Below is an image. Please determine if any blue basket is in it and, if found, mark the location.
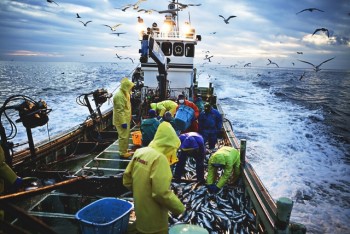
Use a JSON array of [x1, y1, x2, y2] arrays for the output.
[[75, 197, 133, 234], [174, 105, 195, 131]]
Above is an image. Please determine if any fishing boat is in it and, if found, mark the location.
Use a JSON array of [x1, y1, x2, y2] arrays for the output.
[[0, 2, 306, 234]]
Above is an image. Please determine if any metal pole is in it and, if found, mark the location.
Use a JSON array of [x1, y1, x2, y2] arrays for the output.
[[240, 139, 246, 167], [26, 127, 36, 159], [275, 197, 293, 234]]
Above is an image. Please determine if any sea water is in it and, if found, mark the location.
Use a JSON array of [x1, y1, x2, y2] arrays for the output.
[[0, 61, 349, 233]]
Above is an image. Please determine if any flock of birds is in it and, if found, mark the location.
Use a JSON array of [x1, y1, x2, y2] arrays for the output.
[[44, 0, 338, 76], [202, 6, 337, 80]]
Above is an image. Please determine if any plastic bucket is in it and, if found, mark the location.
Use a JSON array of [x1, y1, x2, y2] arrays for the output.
[[174, 105, 194, 131], [131, 131, 142, 146], [75, 197, 133, 234], [169, 224, 209, 234]]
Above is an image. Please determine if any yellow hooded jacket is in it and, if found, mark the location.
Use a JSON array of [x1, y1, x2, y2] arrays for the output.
[[207, 146, 240, 188], [123, 122, 184, 233], [112, 78, 135, 126], [0, 146, 17, 194], [150, 100, 178, 117], [149, 121, 180, 165]]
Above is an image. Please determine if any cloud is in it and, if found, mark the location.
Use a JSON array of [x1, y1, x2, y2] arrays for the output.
[[6, 50, 63, 57]]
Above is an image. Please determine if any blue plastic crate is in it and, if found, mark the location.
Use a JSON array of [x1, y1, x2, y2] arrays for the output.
[[75, 197, 133, 234], [174, 105, 195, 131]]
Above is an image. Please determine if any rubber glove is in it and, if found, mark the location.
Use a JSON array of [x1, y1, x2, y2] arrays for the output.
[[121, 123, 127, 129], [13, 177, 23, 188], [207, 184, 220, 193]]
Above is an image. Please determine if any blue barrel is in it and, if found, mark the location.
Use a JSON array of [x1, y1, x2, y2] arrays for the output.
[[174, 105, 194, 131]]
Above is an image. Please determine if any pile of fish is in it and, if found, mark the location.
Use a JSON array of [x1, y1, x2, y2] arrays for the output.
[[169, 151, 257, 234]]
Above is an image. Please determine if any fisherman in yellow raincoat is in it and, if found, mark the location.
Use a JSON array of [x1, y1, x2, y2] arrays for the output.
[[0, 145, 23, 219], [113, 77, 135, 158], [206, 146, 240, 193], [123, 115, 184, 234], [150, 100, 178, 117]]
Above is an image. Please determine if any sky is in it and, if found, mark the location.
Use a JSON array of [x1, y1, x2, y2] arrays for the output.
[[0, 0, 349, 69]]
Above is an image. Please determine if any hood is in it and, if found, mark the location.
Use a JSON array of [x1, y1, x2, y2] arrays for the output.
[[180, 136, 199, 150], [150, 103, 157, 110], [120, 77, 135, 93], [148, 122, 180, 165], [209, 152, 225, 166]]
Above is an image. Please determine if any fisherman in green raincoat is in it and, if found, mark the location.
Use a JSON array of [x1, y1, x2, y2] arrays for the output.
[[150, 100, 178, 117], [206, 146, 240, 193], [113, 77, 135, 158], [0, 145, 23, 219], [123, 117, 184, 234]]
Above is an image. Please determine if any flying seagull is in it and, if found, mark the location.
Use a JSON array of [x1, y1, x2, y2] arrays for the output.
[[204, 55, 213, 62], [103, 24, 122, 31], [111, 32, 127, 37], [219, 15, 237, 24], [47, 0, 59, 6], [76, 13, 81, 18], [297, 57, 335, 72], [296, 8, 324, 14], [244, 63, 251, 67], [312, 28, 330, 38], [173, 2, 202, 10], [124, 57, 134, 63], [79, 20, 92, 27], [297, 51, 303, 54], [299, 71, 306, 80], [267, 59, 279, 68], [114, 45, 131, 48]]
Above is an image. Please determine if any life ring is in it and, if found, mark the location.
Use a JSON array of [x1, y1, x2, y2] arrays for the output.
[[174, 45, 183, 55]]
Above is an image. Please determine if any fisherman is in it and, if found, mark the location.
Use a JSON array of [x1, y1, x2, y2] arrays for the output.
[[123, 115, 184, 234], [0, 145, 23, 219], [176, 94, 200, 132], [150, 99, 178, 118], [194, 93, 204, 113], [173, 132, 205, 183], [207, 146, 240, 193], [198, 103, 223, 150], [149, 112, 180, 165], [140, 109, 160, 146], [113, 77, 135, 158]]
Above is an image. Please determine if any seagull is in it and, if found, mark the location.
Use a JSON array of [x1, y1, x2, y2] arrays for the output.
[[115, 45, 131, 48], [111, 32, 127, 37], [47, 0, 59, 6], [103, 24, 122, 31], [297, 57, 335, 72], [124, 57, 134, 63], [173, 2, 201, 10], [267, 59, 279, 68], [76, 13, 81, 18], [299, 71, 306, 80], [137, 16, 144, 23], [210, 32, 217, 35], [79, 20, 92, 27], [244, 63, 251, 67], [204, 55, 213, 62], [138, 9, 156, 14], [115, 53, 123, 59], [292, 62, 295, 66], [297, 51, 303, 54], [296, 8, 324, 14], [219, 15, 237, 24], [312, 28, 330, 38]]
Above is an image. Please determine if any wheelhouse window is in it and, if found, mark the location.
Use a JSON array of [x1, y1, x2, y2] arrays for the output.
[[173, 42, 184, 57], [185, 44, 194, 57], [161, 42, 172, 56]]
